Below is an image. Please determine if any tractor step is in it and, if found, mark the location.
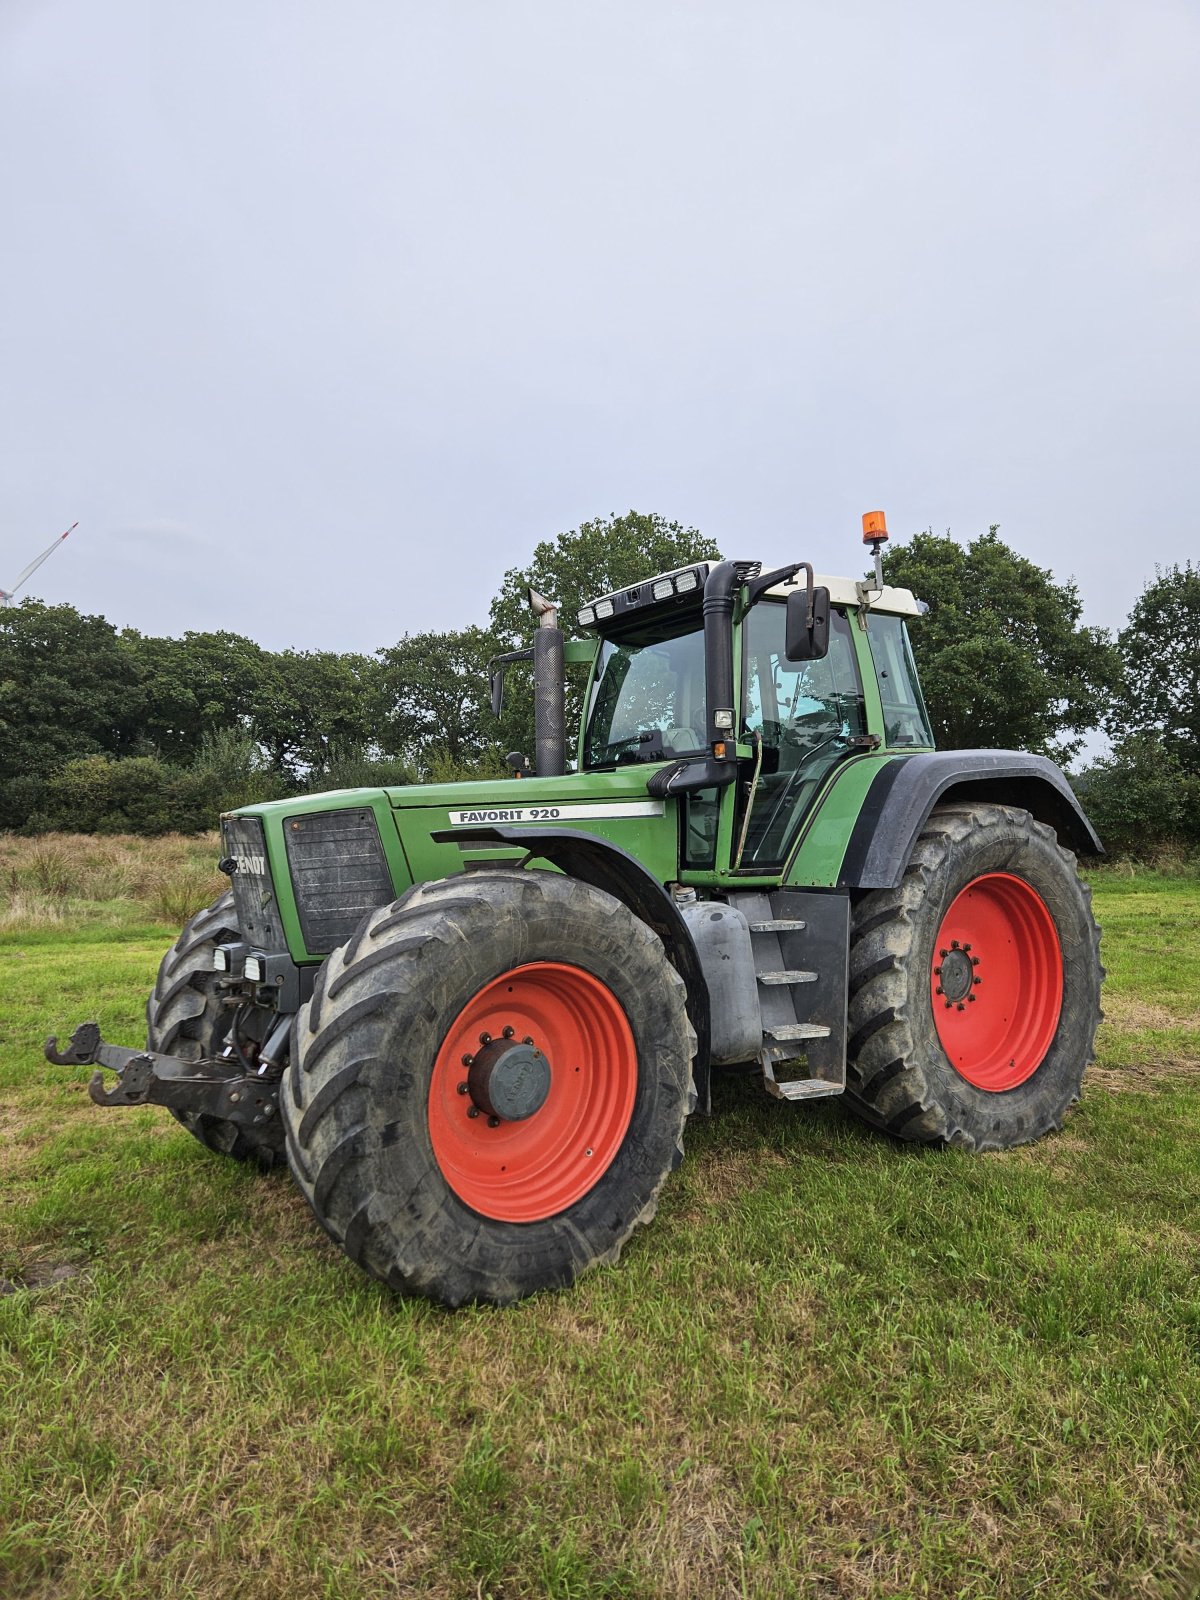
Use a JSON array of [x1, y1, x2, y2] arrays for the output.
[[727, 888, 850, 1105], [762, 1074, 843, 1102]]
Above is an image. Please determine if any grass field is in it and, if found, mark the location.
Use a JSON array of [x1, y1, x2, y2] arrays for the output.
[[1, 841, 1198, 1599]]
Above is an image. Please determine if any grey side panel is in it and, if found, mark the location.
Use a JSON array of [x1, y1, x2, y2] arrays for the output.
[[679, 900, 761, 1067], [284, 808, 394, 953], [838, 751, 1103, 889], [221, 816, 287, 951]]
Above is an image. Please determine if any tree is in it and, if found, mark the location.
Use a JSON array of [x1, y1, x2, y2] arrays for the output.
[[0, 600, 140, 781], [252, 649, 379, 780], [120, 628, 269, 764], [1073, 733, 1200, 859], [1107, 561, 1200, 775], [374, 627, 501, 773], [489, 511, 723, 760], [880, 529, 1120, 761], [490, 511, 723, 645]]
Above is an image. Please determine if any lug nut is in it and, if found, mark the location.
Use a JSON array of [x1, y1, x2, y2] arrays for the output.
[[935, 986, 943, 995], [963, 943, 972, 952], [957, 1003, 965, 1011], [973, 977, 982, 986], [479, 1032, 491, 1045], [467, 1106, 480, 1119], [971, 956, 980, 967], [523, 1035, 534, 1046], [934, 966, 942, 976], [951, 939, 960, 949], [967, 994, 977, 1003], [502, 1026, 515, 1039], [944, 1001, 952, 1009], [457, 1081, 470, 1095], [487, 1116, 501, 1128], [940, 949, 949, 959], [461, 1053, 474, 1067]]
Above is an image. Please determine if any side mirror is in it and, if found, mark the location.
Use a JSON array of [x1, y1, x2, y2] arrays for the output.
[[490, 667, 504, 719], [785, 584, 830, 661]]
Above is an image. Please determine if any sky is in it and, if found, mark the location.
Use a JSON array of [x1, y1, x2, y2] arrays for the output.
[[2, 0, 1198, 659]]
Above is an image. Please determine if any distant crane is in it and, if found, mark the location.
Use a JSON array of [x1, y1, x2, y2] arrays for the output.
[[0, 522, 79, 606]]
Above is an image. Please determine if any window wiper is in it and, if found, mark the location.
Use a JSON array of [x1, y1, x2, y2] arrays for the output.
[[593, 730, 666, 764]]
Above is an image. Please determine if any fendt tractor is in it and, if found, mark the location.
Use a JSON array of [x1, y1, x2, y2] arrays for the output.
[[47, 514, 1103, 1306]]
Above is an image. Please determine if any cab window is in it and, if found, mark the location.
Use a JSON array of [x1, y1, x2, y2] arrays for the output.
[[866, 614, 934, 748]]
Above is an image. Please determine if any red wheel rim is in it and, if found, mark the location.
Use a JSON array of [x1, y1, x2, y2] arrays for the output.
[[428, 962, 638, 1222], [931, 873, 1063, 1092]]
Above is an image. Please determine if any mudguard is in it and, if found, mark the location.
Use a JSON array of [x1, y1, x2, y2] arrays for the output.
[[837, 750, 1102, 890]]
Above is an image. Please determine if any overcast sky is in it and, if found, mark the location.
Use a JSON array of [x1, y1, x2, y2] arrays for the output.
[[2, 0, 1197, 657]]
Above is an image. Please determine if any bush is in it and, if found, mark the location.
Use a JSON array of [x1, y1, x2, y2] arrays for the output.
[[1074, 734, 1200, 860]]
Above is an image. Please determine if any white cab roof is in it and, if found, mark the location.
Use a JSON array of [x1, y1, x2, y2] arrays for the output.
[[761, 572, 922, 616]]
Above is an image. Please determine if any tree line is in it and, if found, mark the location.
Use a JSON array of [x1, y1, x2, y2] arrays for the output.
[[1, 513, 1196, 858]]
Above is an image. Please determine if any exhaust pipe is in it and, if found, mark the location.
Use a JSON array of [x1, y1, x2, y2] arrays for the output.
[[528, 588, 566, 777]]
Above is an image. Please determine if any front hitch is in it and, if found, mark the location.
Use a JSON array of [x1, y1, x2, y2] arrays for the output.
[[45, 1022, 283, 1129]]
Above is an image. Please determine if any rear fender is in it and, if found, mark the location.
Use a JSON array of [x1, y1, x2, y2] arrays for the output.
[[838, 751, 1102, 889]]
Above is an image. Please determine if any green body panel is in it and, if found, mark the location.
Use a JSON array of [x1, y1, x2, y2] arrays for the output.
[[386, 767, 679, 895], [783, 753, 903, 886], [233, 768, 679, 965]]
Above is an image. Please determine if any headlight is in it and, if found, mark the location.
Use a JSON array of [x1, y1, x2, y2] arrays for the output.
[[244, 954, 265, 982]]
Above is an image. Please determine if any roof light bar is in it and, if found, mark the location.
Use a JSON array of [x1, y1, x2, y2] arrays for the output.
[[577, 562, 711, 631]]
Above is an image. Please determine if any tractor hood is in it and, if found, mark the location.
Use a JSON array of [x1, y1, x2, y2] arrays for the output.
[[225, 765, 681, 965], [383, 765, 680, 895]]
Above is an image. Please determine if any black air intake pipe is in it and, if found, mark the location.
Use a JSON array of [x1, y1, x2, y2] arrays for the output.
[[529, 588, 566, 777], [649, 558, 760, 798], [704, 558, 760, 759]]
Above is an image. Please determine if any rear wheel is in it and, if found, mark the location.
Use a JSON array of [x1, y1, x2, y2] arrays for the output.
[[146, 893, 286, 1166], [846, 804, 1102, 1150], [282, 869, 695, 1306]]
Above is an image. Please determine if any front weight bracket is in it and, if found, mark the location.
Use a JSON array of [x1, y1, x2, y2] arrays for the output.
[[45, 1022, 282, 1128]]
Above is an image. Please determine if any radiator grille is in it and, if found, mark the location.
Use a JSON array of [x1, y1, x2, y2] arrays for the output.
[[284, 808, 394, 953], [221, 816, 287, 951]]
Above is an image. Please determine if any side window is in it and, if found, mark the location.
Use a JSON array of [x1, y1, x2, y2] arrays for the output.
[[866, 614, 934, 748], [736, 605, 865, 868]]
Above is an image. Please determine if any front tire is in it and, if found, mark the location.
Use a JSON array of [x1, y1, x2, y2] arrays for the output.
[[282, 869, 695, 1307], [846, 803, 1102, 1151], [146, 893, 287, 1167]]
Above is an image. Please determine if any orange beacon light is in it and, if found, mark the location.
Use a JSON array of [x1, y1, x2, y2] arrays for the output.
[[862, 510, 888, 545]]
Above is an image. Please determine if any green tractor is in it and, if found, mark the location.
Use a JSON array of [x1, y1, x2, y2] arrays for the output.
[[47, 514, 1103, 1306]]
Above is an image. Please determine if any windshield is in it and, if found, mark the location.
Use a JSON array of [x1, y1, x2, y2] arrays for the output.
[[583, 624, 707, 768]]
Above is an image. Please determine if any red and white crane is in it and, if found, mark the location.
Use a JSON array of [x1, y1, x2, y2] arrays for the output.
[[1, 522, 78, 606]]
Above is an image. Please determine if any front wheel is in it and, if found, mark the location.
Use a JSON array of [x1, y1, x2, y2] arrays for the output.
[[846, 803, 1102, 1151], [282, 869, 696, 1306], [146, 894, 287, 1167]]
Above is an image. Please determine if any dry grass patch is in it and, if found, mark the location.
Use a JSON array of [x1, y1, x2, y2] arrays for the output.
[[0, 831, 223, 929]]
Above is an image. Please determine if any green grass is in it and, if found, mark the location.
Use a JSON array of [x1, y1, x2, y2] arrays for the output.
[[1, 874, 1198, 1599]]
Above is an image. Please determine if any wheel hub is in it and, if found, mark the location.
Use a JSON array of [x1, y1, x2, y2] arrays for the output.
[[467, 1037, 551, 1122], [937, 946, 975, 1004]]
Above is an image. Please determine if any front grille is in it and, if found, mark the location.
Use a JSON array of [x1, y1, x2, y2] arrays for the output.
[[221, 816, 287, 951], [284, 808, 394, 953]]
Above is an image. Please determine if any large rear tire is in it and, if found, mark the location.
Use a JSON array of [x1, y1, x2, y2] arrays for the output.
[[846, 803, 1102, 1151], [282, 869, 695, 1307], [146, 893, 287, 1167]]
